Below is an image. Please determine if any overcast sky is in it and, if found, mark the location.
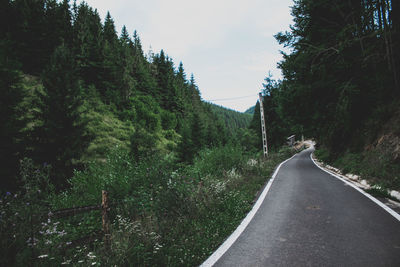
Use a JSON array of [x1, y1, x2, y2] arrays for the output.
[[78, 0, 294, 112]]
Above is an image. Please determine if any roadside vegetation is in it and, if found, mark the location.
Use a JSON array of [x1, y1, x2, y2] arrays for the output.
[[315, 146, 400, 193], [3, 0, 399, 265], [0, 145, 296, 266], [0, 2, 296, 265], [258, 0, 400, 194]]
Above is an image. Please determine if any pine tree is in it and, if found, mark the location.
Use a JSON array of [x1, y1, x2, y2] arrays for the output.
[[73, 3, 103, 89], [104, 12, 117, 44], [34, 44, 88, 188], [117, 26, 136, 107], [177, 122, 195, 163], [101, 12, 120, 102], [12, 0, 47, 74], [0, 42, 25, 191], [191, 113, 205, 152]]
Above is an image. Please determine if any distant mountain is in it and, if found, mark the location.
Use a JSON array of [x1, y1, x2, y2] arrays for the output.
[[244, 106, 255, 114]]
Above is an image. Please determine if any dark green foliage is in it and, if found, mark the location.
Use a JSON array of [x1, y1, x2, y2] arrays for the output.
[[177, 122, 196, 163], [130, 126, 159, 160], [0, 41, 24, 191], [205, 102, 252, 137], [244, 106, 255, 114], [73, 2, 104, 90], [273, 0, 400, 155], [249, 0, 400, 160], [0, 0, 237, 190], [315, 146, 400, 191], [33, 44, 88, 188], [13, 146, 293, 266]]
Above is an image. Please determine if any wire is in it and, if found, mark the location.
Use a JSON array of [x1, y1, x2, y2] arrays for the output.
[[205, 94, 257, 102]]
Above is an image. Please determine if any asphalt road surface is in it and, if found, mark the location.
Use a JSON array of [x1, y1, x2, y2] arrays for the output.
[[213, 148, 400, 266]]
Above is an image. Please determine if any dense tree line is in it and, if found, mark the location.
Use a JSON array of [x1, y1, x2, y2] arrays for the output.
[[205, 103, 252, 136], [252, 0, 400, 156], [0, 0, 250, 191]]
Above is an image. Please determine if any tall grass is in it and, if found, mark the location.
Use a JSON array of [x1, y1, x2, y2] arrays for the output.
[[1, 145, 296, 266], [315, 147, 400, 191]]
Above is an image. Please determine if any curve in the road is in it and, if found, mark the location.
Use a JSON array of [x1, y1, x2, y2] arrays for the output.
[[201, 148, 400, 267]]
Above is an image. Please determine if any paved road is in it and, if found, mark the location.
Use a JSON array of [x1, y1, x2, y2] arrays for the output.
[[213, 148, 400, 266]]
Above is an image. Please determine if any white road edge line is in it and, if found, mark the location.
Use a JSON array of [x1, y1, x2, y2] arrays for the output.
[[310, 152, 400, 222], [200, 153, 297, 267]]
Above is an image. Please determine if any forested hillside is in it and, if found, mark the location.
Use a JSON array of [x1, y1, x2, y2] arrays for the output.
[[6, 0, 400, 265], [255, 0, 400, 189], [0, 1, 276, 265], [244, 106, 255, 115], [0, 0, 253, 191], [205, 103, 252, 137]]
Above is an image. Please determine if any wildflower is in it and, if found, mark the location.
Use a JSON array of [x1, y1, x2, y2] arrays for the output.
[[26, 237, 39, 247], [91, 262, 97, 265], [6, 192, 11, 196], [87, 252, 96, 259], [38, 254, 48, 259], [58, 230, 67, 237], [66, 241, 72, 245]]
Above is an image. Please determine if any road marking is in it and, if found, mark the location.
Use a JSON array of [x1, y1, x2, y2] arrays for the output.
[[200, 154, 297, 267], [310, 152, 400, 222]]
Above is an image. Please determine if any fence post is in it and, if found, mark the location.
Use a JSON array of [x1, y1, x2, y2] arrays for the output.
[[102, 190, 111, 251]]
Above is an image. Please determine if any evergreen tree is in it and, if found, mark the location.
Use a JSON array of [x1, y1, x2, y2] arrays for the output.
[[191, 113, 205, 152], [73, 2, 104, 89], [34, 44, 88, 188], [177, 122, 195, 163], [117, 26, 136, 108], [101, 12, 120, 103], [103, 12, 117, 44], [131, 30, 158, 98], [274, 0, 399, 154], [0, 42, 25, 191], [11, 0, 47, 74]]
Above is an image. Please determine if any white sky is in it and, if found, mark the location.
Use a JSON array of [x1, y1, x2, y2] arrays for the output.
[[78, 0, 294, 112]]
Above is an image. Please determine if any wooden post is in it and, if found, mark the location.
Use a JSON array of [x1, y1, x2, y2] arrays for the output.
[[102, 190, 111, 251]]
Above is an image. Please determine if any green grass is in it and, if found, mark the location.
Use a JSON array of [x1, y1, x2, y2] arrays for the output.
[[314, 147, 400, 191], [0, 145, 297, 266]]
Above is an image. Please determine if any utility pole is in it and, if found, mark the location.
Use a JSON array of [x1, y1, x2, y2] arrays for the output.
[[259, 93, 268, 157]]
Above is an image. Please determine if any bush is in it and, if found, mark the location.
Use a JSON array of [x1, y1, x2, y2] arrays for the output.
[[1, 145, 297, 266], [191, 145, 247, 177]]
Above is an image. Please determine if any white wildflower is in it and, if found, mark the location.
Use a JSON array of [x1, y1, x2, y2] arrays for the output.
[[87, 252, 96, 259], [247, 159, 257, 167]]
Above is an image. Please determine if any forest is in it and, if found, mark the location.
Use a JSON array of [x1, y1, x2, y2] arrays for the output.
[[0, 0, 256, 192], [253, 0, 400, 189], [2, 0, 399, 265], [0, 0, 274, 265]]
